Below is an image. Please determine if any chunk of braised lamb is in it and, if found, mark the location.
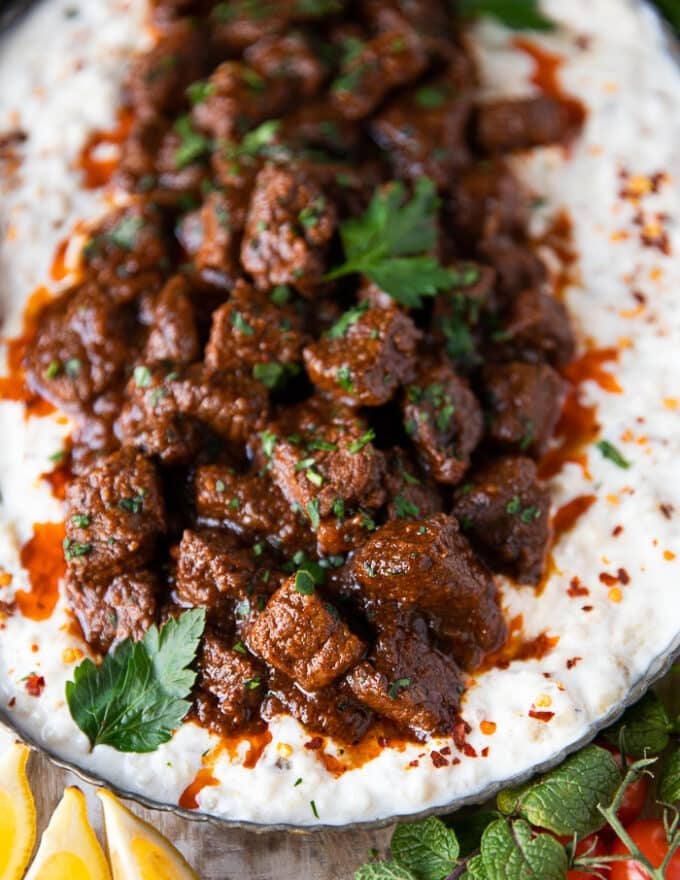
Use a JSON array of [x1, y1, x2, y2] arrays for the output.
[[331, 27, 428, 120], [474, 96, 578, 155], [303, 305, 421, 407], [448, 161, 530, 249], [64, 449, 165, 583], [403, 362, 483, 485], [208, 1, 290, 54], [194, 465, 314, 554], [244, 32, 326, 97], [25, 285, 131, 413], [179, 189, 250, 282], [452, 456, 551, 585], [241, 163, 336, 295], [351, 514, 504, 662], [71, 390, 124, 471], [262, 672, 373, 744], [266, 397, 386, 527], [383, 448, 443, 523], [153, 125, 210, 196], [82, 204, 168, 305], [245, 576, 365, 691], [280, 101, 363, 157], [191, 62, 288, 142], [65, 568, 158, 654], [502, 287, 576, 367], [116, 115, 166, 192], [482, 362, 566, 457], [345, 620, 463, 740], [476, 236, 547, 303], [205, 280, 307, 379], [195, 630, 266, 733], [124, 20, 205, 119], [360, 0, 453, 40], [371, 88, 470, 188], [315, 510, 375, 557], [143, 275, 199, 363]]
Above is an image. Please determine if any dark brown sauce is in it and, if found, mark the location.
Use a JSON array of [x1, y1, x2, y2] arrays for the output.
[[513, 38, 586, 134], [16, 522, 66, 621], [78, 108, 134, 189], [477, 614, 559, 672]]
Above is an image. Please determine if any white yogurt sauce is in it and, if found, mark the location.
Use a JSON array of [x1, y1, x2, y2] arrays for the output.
[[0, 0, 678, 827]]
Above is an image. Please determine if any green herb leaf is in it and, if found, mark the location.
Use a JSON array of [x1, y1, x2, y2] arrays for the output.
[[107, 215, 144, 250], [231, 310, 255, 335], [253, 362, 288, 389], [186, 79, 215, 105], [348, 429, 376, 454], [65, 608, 206, 753], [596, 440, 631, 469], [391, 816, 459, 880], [604, 690, 673, 757], [479, 818, 567, 880], [327, 301, 370, 338], [294, 569, 316, 595], [260, 430, 278, 457], [173, 115, 211, 169], [133, 365, 152, 388], [449, 811, 501, 858], [306, 499, 320, 530], [388, 678, 411, 700], [355, 864, 416, 880], [393, 495, 420, 519], [458, 0, 555, 31], [659, 747, 680, 803], [70, 514, 91, 529], [325, 179, 453, 307], [498, 745, 619, 836]]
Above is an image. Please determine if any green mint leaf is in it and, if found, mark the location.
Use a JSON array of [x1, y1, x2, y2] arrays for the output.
[[464, 853, 490, 879], [355, 864, 417, 880], [391, 816, 460, 880], [596, 439, 631, 469], [480, 818, 567, 880], [65, 609, 206, 753], [450, 811, 502, 858], [604, 691, 673, 756], [458, 0, 555, 31], [659, 747, 680, 803], [499, 745, 619, 836]]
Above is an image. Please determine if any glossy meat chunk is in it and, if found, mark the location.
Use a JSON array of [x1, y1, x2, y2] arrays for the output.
[[144, 275, 200, 363], [503, 287, 576, 367], [474, 96, 576, 154], [245, 32, 326, 97]]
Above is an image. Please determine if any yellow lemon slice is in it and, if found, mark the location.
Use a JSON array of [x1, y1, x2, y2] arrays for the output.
[[0, 741, 36, 880], [98, 789, 199, 880], [24, 787, 111, 880]]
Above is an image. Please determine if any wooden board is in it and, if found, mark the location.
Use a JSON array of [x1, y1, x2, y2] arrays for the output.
[[25, 745, 392, 879]]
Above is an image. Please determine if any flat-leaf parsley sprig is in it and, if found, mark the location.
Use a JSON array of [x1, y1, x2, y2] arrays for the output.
[[65, 608, 206, 753]]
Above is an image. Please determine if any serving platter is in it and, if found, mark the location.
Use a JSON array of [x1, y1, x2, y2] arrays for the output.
[[1, 0, 679, 832]]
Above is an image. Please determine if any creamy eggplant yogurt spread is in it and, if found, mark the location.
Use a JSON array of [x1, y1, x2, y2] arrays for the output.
[[0, 0, 678, 827]]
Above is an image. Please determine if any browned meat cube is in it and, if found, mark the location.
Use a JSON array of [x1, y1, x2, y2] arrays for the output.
[[315, 510, 374, 556], [195, 630, 266, 733], [64, 449, 166, 583], [181, 189, 251, 282], [205, 280, 307, 380], [383, 449, 443, 523], [371, 88, 470, 188], [476, 236, 547, 303], [351, 514, 504, 662], [265, 396, 386, 528], [208, 1, 290, 54], [144, 275, 199, 363], [191, 61, 288, 142], [116, 115, 166, 191], [360, 0, 453, 42], [474, 96, 580, 154], [430, 263, 497, 369], [280, 101, 362, 156], [262, 671, 373, 744], [402, 362, 483, 485], [124, 20, 205, 119], [482, 362, 566, 457], [448, 161, 529, 249], [345, 620, 463, 740], [303, 305, 421, 407], [241, 164, 336, 295], [245, 32, 326, 97], [82, 204, 168, 304], [503, 288, 576, 367], [71, 389, 125, 468], [453, 456, 551, 585], [331, 28, 428, 120], [65, 568, 158, 654], [25, 285, 131, 413], [245, 576, 365, 691], [194, 466, 314, 554]]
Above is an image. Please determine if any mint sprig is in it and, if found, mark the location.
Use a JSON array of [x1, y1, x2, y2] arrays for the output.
[[604, 691, 673, 756], [391, 817, 459, 880], [659, 747, 680, 804], [476, 818, 568, 879], [65, 608, 206, 753]]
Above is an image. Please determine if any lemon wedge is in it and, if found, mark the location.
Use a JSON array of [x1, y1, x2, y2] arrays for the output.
[[24, 787, 111, 880], [98, 789, 199, 880], [0, 741, 36, 880]]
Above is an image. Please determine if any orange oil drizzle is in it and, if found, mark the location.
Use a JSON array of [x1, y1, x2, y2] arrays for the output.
[[477, 614, 560, 672], [78, 107, 134, 189], [16, 522, 66, 621], [513, 37, 586, 133]]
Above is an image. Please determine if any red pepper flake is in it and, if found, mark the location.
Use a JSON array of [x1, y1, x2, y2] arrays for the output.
[[31, 643, 39, 653], [24, 674, 45, 697], [582, 605, 594, 612], [529, 709, 555, 722], [430, 750, 449, 768], [599, 571, 618, 586], [543, 672, 552, 679], [617, 567, 630, 585], [452, 717, 472, 750], [408, 759, 419, 768], [462, 743, 478, 758], [452, 757, 461, 766], [660, 503, 674, 520], [481, 747, 490, 757], [304, 736, 323, 750], [612, 525, 623, 537], [566, 656, 583, 669], [8, 697, 16, 708], [568, 576, 589, 597], [439, 745, 451, 756]]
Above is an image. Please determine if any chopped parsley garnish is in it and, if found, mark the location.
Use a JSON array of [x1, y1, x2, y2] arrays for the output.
[[118, 495, 145, 514], [388, 677, 411, 700], [186, 79, 215, 105], [327, 301, 370, 339], [415, 85, 448, 109], [295, 456, 317, 472], [233, 641, 247, 654], [299, 197, 326, 229], [306, 499, 321, 530], [336, 365, 355, 393], [331, 497, 345, 520], [506, 495, 522, 515], [520, 506, 541, 524], [64, 358, 81, 378], [325, 178, 454, 307], [436, 402, 456, 433], [394, 495, 420, 519], [294, 777, 303, 786], [44, 360, 61, 380], [62, 538, 93, 560], [347, 429, 375, 454], [294, 569, 316, 595], [310, 800, 320, 819], [133, 365, 152, 388], [70, 514, 91, 529], [253, 361, 288, 389], [596, 440, 631, 469], [260, 430, 278, 457], [228, 498, 240, 510], [458, 0, 555, 31], [244, 677, 262, 690], [270, 284, 291, 305], [231, 310, 255, 335], [107, 215, 144, 250], [173, 115, 212, 169]]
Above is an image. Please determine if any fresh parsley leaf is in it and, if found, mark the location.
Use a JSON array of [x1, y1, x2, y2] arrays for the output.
[[325, 179, 453, 307], [327, 301, 370, 338], [348, 429, 376, 454], [294, 569, 316, 595], [659, 747, 680, 803], [497, 745, 620, 836], [65, 608, 206, 753], [603, 690, 673, 757], [107, 215, 144, 250], [253, 362, 287, 389], [307, 498, 320, 530], [355, 864, 416, 880], [186, 79, 215, 105], [458, 0, 555, 31], [231, 310, 255, 335], [479, 818, 567, 880], [260, 430, 278, 457], [391, 816, 460, 880], [173, 115, 212, 169], [596, 439, 631, 469], [388, 678, 411, 700], [393, 495, 420, 519]]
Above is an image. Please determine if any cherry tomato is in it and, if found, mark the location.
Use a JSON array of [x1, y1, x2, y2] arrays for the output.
[[609, 819, 680, 880], [566, 833, 609, 880], [601, 746, 649, 827]]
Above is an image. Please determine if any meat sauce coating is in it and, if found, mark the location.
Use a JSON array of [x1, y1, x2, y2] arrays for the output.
[[22, 0, 581, 744]]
